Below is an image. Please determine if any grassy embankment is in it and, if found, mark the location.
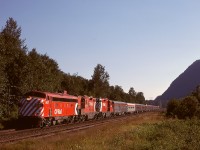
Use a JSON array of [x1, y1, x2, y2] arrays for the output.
[[1, 112, 200, 150]]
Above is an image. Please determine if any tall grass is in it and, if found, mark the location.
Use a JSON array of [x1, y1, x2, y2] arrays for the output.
[[130, 119, 200, 150], [2, 113, 199, 150]]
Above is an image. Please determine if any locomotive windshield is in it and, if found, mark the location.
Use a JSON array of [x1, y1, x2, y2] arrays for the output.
[[24, 91, 46, 98]]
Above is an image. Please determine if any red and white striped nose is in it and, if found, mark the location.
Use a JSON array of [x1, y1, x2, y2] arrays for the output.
[[19, 98, 44, 117]]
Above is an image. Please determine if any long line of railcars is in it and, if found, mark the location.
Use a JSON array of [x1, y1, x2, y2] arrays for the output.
[[18, 90, 159, 127]]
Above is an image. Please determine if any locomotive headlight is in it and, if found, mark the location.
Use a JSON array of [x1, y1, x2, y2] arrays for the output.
[[27, 96, 32, 101]]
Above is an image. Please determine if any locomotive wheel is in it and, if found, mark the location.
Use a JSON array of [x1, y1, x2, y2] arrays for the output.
[[52, 120, 57, 125], [63, 119, 68, 124], [69, 116, 75, 123], [76, 116, 81, 123], [46, 120, 51, 127], [83, 115, 87, 121], [94, 114, 98, 120], [81, 115, 87, 122], [104, 113, 106, 118], [39, 121, 44, 128], [81, 116, 85, 122]]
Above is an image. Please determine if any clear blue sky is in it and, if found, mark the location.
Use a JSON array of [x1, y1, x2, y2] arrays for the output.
[[1, 1, 200, 99]]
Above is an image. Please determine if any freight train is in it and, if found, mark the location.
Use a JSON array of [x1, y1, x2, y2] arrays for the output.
[[18, 90, 159, 128]]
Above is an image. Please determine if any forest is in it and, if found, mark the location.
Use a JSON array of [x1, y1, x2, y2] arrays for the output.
[[0, 18, 145, 126]]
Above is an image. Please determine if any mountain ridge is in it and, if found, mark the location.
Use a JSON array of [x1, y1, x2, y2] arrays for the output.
[[155, 60, 200, 106]]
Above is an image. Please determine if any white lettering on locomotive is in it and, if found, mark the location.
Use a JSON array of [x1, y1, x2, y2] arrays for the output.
[[54, 109, 62, 115]]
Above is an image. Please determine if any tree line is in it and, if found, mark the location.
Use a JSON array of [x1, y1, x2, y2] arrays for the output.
[[0, 18, 145, 123], [166, 85, 200, 119]]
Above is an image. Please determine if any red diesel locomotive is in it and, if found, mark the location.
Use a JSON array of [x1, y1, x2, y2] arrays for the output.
[[19, 91, 78, 127]]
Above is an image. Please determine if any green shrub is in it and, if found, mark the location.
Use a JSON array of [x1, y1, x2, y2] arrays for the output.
[[167, 96, 199, 119], [177, 96, 198, 119], [166, 99, 180, 117]]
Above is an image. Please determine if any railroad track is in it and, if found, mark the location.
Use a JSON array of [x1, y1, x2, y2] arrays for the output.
[[0, 129, 16, 135], [0, 112, 153, 144]]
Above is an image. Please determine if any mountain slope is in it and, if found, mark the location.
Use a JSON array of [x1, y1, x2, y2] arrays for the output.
[[155, 60, 200, 106]]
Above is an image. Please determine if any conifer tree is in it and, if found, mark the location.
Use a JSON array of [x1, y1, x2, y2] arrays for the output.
[[90, 64, 110, 97]]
